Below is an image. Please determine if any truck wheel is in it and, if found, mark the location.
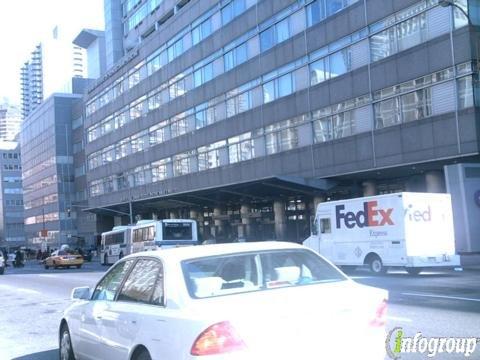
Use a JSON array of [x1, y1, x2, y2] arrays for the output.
[[103, 254, 109, 266], [369, 256, 386, 275], [405, 267, 423, 275], [119, 252, 124, 260]]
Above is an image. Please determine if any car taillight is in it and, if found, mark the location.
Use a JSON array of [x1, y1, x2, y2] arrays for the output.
[[190, 321, 246, 356], [369, 299, 388, 327]]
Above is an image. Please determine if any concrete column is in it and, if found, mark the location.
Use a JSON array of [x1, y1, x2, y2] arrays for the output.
[[362, 180, 377, 197], [196, 211, 205, 239], [169, 210, 177, 219], [213, 207, 225, 238], [313, 196, 325, 212], [152, 213, 158, 220], [405, 175, 423, 192], [273, 200, 287, 241], [114, 216, 122, 226], [425, 170, 445, 193], [189, 209, 198, 220], [239, 204, 252, 241]]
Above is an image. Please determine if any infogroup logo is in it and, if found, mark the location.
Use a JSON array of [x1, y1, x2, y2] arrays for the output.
[[386, 327, 479, 359]]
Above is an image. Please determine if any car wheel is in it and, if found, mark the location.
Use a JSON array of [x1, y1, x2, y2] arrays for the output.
[[76, 265, 81, 269], [134, 349, 152, 360], [45, 264, 49, 269], [405, 267, 423, 275], [53, 261, 58, 270], [369, 256, 386, 275], [0, 267, 4, 275], [59, 324, 75, 360]]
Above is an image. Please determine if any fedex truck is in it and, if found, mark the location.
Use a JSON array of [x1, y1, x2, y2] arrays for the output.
[[303, 192, 460, 274]]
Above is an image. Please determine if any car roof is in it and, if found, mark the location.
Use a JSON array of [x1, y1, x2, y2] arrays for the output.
[[125, 241, 306, 262]]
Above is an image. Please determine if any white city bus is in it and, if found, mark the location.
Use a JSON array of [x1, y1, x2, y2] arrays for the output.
[[100, 226, 132, 265], [130, 219, 198, 254]]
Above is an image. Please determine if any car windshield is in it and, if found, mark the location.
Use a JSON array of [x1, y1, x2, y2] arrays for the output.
[[182, 249, 346, 299]]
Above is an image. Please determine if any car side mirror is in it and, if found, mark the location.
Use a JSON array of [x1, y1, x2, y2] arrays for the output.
[[71, 286, 90, 300]]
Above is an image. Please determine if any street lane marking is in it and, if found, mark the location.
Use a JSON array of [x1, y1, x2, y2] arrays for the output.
[[402, 292, 480, 302], [386, 316, 412, 323], [0, 284, 41, 295]]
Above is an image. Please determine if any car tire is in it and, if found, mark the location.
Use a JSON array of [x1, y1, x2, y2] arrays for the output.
[[134, 349, 152, 360], [53, 261, 58, 270], [45, 264, 49, 269], [59, 324, 75, 360], [0, 267, 4, 275], [405, 267, 423, 275], [369, 256, 386, 275], [76, 265, 81, 269]]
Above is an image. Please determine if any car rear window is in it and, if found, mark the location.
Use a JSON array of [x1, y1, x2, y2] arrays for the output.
[[182, 249, 346, 299]]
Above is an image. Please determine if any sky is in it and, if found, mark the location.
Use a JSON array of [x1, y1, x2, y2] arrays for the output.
[[0, 0, 105, 106]]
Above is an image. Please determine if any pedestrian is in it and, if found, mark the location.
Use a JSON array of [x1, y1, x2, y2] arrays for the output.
[[1, 248, 8, 267]]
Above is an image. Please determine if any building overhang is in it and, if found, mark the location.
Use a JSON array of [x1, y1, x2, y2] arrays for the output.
[[85, 176, 337, 217], [73, 29, 104, 49]]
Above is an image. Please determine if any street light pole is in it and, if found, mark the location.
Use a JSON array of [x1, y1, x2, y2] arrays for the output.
[[438, 0, 472, 26]]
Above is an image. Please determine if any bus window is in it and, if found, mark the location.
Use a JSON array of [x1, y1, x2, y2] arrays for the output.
[[163, 222, 192, 240]]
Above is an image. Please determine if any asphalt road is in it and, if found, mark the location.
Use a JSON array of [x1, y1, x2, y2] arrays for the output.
[[0, 261, 479, 359]]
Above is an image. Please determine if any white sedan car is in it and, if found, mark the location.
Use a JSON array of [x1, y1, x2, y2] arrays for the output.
[[59, 241, 388, 360]]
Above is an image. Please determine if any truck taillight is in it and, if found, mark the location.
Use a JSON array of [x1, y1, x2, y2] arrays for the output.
[[190, 321, 246, 356], [369, 299, 388, 327]]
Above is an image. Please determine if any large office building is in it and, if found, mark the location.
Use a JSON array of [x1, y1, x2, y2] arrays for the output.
[[0, 141, 25, 249], [20, 94, 79, 248], [84, 0, 480, 249], [20, 27, 86, 119]]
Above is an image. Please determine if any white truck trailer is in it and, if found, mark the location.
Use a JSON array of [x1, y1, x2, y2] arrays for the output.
[[303, 192, 460, 274]]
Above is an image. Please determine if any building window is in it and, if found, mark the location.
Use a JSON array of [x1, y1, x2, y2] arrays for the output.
[[396, 13, 427, 52], [313, 117, 333, 143], [458, 76, 474, 110], [278, 73, 293, 97], [374, 98, 401, 129], [307, 0, 326, 27], [260, 27, 275, 52], [329, 49, 351, 78], [401, 88, 432, 122], [263, 80, 275, 103], [310, 58, 329, 86], [275, 18, 290, 43], [333, 111, 355, 139], [370, 27, 397, 62]]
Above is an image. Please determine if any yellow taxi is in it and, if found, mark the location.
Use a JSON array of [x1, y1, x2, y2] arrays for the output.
[[44, 250, 84, 269]]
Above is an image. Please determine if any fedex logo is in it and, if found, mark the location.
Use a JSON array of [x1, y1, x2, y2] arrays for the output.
[[336, 201, 394, 229]]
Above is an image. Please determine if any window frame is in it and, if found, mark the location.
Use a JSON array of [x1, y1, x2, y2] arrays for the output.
[[91, 259, 135, 301], [116, 257, 166, 306]]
